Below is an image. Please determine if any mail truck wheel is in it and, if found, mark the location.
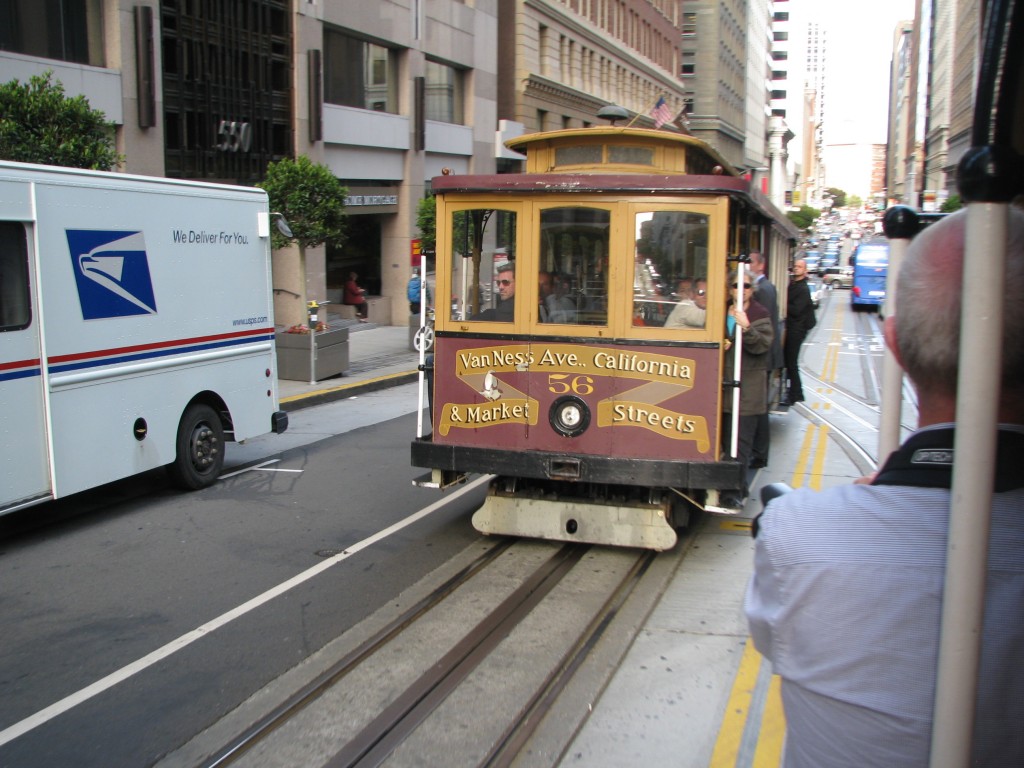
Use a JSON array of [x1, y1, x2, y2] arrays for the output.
[[168, 404, 225, 489]]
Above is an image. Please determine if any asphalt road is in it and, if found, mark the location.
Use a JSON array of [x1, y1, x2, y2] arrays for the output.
[[0, 388, 485, 766]]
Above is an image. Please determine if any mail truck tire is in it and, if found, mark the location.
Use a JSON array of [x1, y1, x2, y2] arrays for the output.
[[168, 403, 225, 489]]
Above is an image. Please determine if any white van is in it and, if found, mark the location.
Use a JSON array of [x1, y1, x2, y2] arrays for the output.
[[0, 161, 288, 514]]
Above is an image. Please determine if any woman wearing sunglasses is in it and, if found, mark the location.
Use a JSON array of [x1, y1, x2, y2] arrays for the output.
[[721, 272, 774, 509]]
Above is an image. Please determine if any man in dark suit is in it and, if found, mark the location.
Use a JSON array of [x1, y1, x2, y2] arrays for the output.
[[781, 258, 816, 405]]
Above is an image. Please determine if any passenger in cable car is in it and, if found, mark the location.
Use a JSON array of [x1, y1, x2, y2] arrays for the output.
[[472, 262, 515, 321], [663, 277, 708, 328]]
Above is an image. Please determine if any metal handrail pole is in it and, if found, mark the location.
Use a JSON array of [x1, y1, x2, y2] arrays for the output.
[[879, 206, 918, 459], [929, 201, 1006, 768]]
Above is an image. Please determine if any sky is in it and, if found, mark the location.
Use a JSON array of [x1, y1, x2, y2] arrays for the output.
[[790, 0, 918, 146]]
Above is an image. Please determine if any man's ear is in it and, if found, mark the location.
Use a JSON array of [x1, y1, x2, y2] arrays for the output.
[[884, 315, 905, 369]]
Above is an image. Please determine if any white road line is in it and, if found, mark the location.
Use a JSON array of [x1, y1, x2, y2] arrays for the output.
[[0, 474, 492, 747], [219, 459, 280, 479]]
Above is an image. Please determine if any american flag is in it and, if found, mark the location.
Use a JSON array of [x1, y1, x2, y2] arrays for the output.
[[651, 96, 672, 128]]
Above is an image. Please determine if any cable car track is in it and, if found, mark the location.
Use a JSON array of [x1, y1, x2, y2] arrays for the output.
[[780, 297, 922, 476], [195, 539, 670, 768]]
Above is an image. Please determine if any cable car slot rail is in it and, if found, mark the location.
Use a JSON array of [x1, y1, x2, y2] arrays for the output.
[[198, 541, 661, 768]]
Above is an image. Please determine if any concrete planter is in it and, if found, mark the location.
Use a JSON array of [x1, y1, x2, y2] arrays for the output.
[[275, 327, 350, 381]]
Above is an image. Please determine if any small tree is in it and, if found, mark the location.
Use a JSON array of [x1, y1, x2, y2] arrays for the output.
[[825, 187, 848, 208], [940, 194, 963, 212], [416, 194, 436, 255], [258, 156, 347, 325], [0, 71, 121, 170], [787, 205, 821, 231]]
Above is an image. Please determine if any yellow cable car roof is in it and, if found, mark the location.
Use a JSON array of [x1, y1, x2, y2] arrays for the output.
[[505, 125, 739, 178]]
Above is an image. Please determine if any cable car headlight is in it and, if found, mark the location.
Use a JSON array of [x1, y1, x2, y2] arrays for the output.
[[549, 396, 590, 437]]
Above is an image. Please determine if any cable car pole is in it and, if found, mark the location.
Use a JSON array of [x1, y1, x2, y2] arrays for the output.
[[929, 0, 1021, 763], [729, 263, 746, 458], [878, 206, 918, 460]]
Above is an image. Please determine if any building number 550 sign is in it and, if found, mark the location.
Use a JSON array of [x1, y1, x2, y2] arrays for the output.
[[216, 120, 252, 152]]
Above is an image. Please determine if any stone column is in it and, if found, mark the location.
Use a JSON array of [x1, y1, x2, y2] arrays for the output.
[[768, 115, 793, 209]]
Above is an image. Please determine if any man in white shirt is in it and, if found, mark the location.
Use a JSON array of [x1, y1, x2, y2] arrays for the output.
[[745, 208, 1024, 767]]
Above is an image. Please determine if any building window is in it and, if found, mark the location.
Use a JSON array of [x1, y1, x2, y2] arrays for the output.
[[682, 52, 695, 77], [424, 59, 464, 124], [682, 12, 697, 37], [0, 0, 104, 65], [771, 89, 786, 100], [773, 11, 789, 22], [772, 50, 788, 61], [162, 0, 292, 183], [324, 29, 397, 113], [772, 31, 789, 42]]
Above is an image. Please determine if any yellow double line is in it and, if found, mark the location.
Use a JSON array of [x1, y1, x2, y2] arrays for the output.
[[711, 419, 832, 764], [791, 422, 830, 490], [709, 640, 784, 767], [819, 321, 844, 384]]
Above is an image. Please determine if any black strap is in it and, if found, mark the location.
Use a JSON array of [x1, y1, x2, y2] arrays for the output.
[[872, 427, 1024, 492], [751, 427, 1024, 538]]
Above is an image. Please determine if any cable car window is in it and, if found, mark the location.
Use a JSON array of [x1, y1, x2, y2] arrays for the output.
[[632, 211, 710, 328], [554, 145, 603, 167], [538, 207, 609, 326], [450, 208, 517, 322], [608, 146, 654, 166], [0, 222, 31, 331]]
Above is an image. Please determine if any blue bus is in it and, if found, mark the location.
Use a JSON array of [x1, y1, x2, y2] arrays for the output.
[[850, 241, 889, 310]]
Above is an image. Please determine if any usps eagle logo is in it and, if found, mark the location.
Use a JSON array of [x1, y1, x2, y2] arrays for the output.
[[66, 230, 158, 319]]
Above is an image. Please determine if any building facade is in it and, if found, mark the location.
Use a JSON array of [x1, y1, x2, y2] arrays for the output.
[[885, 0, 980, 210], [886, 20, 915, 205], [4, 0, 721, 327], [497, 0, 688, 141], [680, 0, 748, 166]]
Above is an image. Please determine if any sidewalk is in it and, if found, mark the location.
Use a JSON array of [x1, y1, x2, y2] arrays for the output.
[[276, 321, 423, 411]]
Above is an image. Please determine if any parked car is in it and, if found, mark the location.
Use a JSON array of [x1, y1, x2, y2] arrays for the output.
[[807, 277, 825, 307], [823, 266, 853, 289], [820, 250, 840, 269]]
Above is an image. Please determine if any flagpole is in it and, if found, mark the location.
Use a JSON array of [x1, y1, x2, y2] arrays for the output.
[[625, 95, 664, 128]]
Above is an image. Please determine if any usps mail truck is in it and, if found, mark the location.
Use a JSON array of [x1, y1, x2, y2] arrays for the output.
[[0, 160, 288, 515]]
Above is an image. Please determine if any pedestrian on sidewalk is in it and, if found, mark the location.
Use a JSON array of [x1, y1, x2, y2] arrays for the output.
[[344, 271, 369, 321], [408, 268, 430, 315], [781, 258, 816, 405]]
